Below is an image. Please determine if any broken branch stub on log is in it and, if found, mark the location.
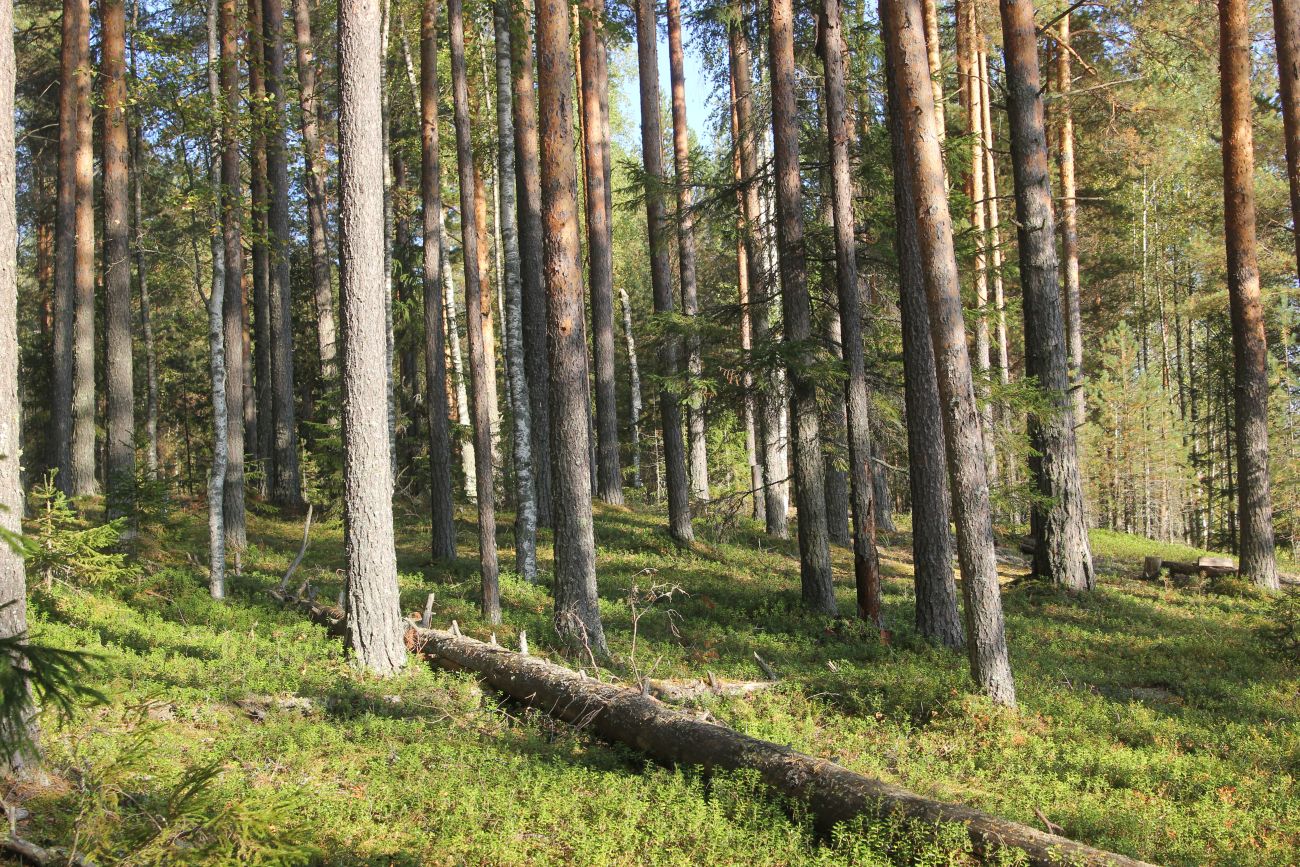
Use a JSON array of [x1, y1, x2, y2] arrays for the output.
[[269, 587, 1152, 866]]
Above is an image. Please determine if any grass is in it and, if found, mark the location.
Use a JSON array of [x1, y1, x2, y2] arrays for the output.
[[10, 491, 1299, 865]]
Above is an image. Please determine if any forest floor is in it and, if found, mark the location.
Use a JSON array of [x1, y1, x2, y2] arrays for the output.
[[10, 492, 1300, 865]]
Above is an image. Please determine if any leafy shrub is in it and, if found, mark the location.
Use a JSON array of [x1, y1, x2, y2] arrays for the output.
[[1259, 589, 1300, 661]]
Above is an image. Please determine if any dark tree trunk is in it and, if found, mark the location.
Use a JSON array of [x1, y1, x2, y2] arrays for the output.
[[729, 5, 788, 538], [263, 0, 302, 507], [538, 0, 608, 651], [421, 0, 457, 561], [578, 0, 623, 505], [1000, 0, 1094, 592], [102, 0, 135, 511], [820, 0, 882, 625], [218, 0, 247, 549], [128, 91, 159, 482], [667, 0, 709, 503], [1219, 0, 1279, 589], [450, 0, 501, 624], [338, 0, 408, 675], [884, 43, 964, 650], [248, 0, 272, 479], [770, 0, 835, 613], [634, 0, 693, 544], [293, 0, 338, 392], [882, 0, 1015, 704], [55, 0, 95, 496], [511, 0, 553, 528]]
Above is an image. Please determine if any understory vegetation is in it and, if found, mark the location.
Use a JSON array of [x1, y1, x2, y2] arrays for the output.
[[12, 495, 1298, 866]]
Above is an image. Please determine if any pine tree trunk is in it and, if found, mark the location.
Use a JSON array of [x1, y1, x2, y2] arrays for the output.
[[538, 0, 608, 652], [667, 0, 709, 503], [978, 48, 1010, 390], [1000, 0, 1094, 592], [634, 0, 693, 544], [205, 0, 228, 600], [421, 0, 457, 561], [103, 0, 135, 511], [579, 0, 624, 505], [921, 0, 945, 140], [216, 0, 247, 550], [263, 0, 302, 507], [1055, 15, 1084, 430], [128, 103, 159, 482], [338, 0, 408, 675], [293, 0, 338, 392], [0, 0, 36, 772], [882, 0, 1014, 704], [510, 0, 553, 528], [450, 0, 501, 623], [55, 0, 95, 496], [820, 0, 883, 625], [248, 0, 272, 481], [1278, 0, 1300, 278], [1219, 0, 1279, 589], [729, 6, 787, 537], [619, 286, 644, 488], [495, 0, 539, 582], [770, 0, 835, 613]]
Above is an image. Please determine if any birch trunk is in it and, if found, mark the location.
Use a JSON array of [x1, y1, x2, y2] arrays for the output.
[[205, 0, 228, 600]]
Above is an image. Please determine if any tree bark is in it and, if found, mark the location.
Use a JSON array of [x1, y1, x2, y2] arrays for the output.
[[128, 95, 159, 482], [921, 0, 945, 140], [264, 0, 303, 507], [882, 0, 1015, 704], [495, 0, 539, 582], [338, 0, 409, 674], [1277, 0, 1300, 279], [0, 0, 36, 772], [442, 212, 478, 500], [422, 0, 457, 561], [770, 0, 835, 613], [619, 287, 644, 487], [54, 0, 95, 496], [820, 0, 882, 626], [450, 0, 501, 623], [1055, 13, 1084, 430], [205, 0, 229, 600], [579, 0, 624, 505], [978, 48, 1010, 391], [511, 0, 553, 528], [1000, 0, 1094, 592], [218, 0, 247, 550], [102, 0, 135, 510], [1219, 0, 1279, 589], [885, 41, 964, 650], [293, 0, 338, 393], [667, 0, 709, 504], [248, 0, 272, 479], [635, 0, 693, 544]]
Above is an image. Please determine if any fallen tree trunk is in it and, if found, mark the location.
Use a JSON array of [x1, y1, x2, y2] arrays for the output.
[[1142, 556, 1238, 579], [271, 588, 1152, 866]]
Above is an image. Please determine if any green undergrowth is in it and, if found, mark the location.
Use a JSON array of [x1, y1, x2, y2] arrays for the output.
[[12, 495, 1299, 865]]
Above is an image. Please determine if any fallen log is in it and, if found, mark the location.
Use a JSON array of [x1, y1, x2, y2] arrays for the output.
[[269, 587, 1150, 865]]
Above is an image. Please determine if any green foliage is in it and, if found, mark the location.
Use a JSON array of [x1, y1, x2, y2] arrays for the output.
[[25, 471, 135, 589], [1259, 590, 1300, 662], [107, 463, 176, 532]]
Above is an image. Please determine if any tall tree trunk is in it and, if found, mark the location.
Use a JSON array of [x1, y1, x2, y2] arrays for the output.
[[771, 0, 835, 613], [442, 212, 477, 500], [729, 6, 787, 537], [979, 48, 1010, 390], [667, 0, 709, 503], [921, 0, 945, 140], [264, 0, 303, 507], [820, 0, 882, 626], [538, 0, 608, 651], [1000, 0, 1094, 592], [205, 0, 229, 600], [248, 0, 272, 480], [217, 0, 247, 550], [579, 0, 624, 505], [55, 0, 95, 496], [1277, 0, 1300, 279], [293, 0, 338, 393], [450, 0, 501, 623], [128, 102, 159, 482], [103, 0, 135, 510], [882, 0, 1014, 704], [634, 0, 693, 543], [1219, 0, 1279, 589], [0, 0, 36, 772], [337, 0, 408, 675], [422, 0, 457, 561], [511, 0, 553, 528], [495, 0, 538, 582], [619, 286, 644, 487], [1055, 14, 1083, 430], [885, 45, 963, 649]]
